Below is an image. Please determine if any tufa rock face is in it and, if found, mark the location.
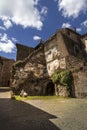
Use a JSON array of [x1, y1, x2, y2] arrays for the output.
[[10, 44, 55, 95]]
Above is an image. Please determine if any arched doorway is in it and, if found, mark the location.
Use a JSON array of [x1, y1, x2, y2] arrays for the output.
[[45, 82, 55, 95]]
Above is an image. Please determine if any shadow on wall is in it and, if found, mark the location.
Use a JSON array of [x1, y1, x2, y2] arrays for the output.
[[0, 99, 60, 130], [45, 81, 55, 96]]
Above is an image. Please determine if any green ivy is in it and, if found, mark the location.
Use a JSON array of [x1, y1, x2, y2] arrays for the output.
[[51, 70, 73, 95]]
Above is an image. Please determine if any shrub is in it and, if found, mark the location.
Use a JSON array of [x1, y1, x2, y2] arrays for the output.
[[51, 70, 73, 95]]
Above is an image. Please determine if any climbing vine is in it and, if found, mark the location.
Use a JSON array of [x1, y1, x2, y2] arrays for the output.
[[51, 70, 73, 95]]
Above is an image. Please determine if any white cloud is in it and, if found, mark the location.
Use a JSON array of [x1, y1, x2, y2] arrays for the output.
[[76, 28, 82, 32], [41, 6, 48, 16], [0, 33, 16, 53], [62, 22, 71, 28], [0, 26, 6, 30], [11, 37, 17, 42], [0, 0, 47, 30], [33, 35, 41, 40], [81, 20, 87, 27], [34, 0, 40, 5], [57, 0, 87, 18], [3, 19, 12, 29]]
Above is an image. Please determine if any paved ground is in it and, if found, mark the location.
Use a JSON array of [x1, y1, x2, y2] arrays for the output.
[[0, 89, 87, 130], [0, 87, 10, 98], [24, 98, 87, 130]]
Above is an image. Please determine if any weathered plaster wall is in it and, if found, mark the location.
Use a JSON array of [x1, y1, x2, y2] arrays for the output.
[[81, 34, 87, 60], [44, 33, 67, 76], [84, 40, 87, 52], [44, 30, 84, 76]]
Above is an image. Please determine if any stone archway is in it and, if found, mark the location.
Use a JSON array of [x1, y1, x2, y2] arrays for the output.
[[45, 82, 55, 96]]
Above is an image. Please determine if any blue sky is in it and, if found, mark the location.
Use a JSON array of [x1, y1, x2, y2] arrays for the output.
[[0, 0, 87, 60]]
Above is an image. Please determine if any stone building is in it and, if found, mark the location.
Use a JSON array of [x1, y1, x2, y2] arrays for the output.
[[44, 28, 86, 75], [0, 56, 14, 87], [10, 28, 87, 98], [16, 43, 34, 61]]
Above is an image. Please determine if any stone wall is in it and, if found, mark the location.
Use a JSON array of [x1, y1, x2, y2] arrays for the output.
[[0, 56, 14, 87], [16, 43, 34, 61], [61, 28, 81, 43], [81, 33, 87, 41], [73, 70, 87, 98], [54, 84, 70, 97], [66, 56, 84, 70], [62, 32, 85, 58]]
